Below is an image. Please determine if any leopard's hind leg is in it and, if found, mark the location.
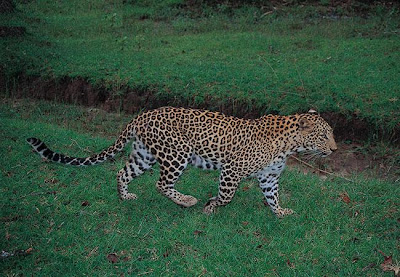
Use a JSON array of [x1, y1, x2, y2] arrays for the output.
[[203, 164, 242, 214], [117, 139, 155, 200]]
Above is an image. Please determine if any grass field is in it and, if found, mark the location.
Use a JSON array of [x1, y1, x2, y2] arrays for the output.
[[1, 98, 399, 276], [1, 1, 399, 275], [1, 0, 400, 138]]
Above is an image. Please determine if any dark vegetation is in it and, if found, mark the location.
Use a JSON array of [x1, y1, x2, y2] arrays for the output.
[[0, 0, 15, 14]]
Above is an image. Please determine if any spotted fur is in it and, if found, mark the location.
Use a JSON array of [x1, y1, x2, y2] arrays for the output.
[[27, 107, 337, 217]]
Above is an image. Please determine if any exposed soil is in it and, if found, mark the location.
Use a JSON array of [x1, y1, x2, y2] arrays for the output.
[[288, 142, 399, 182], [9, 75, 397, 142], [0, 26, 26, 37], [10, 75, 164, 116], [2, 75, 399, 181]]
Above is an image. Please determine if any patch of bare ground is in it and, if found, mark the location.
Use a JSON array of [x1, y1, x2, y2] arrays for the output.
[[9, 75, 164, 115], [2, 76, 399, 181], [288, 142, 400, 182], [0, 26, 26, 37]]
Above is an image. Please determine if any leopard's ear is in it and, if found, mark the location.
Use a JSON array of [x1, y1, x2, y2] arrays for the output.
[[299, 117, 314, 133], [308, 109, 318, 115]]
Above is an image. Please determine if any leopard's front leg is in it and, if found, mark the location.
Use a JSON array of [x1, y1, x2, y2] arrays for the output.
[[257, 171, 293, 218]]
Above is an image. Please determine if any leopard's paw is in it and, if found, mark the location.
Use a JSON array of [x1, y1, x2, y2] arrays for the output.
[[203, 197, 217, 215], [180, 195, 198, 208], [203, 205, 215, 215], [120, 193, 137, 200], [173, 194, 198, 207], [276, 208, 294, 218]]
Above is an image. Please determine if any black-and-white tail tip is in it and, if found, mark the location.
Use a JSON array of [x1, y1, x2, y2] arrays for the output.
[[27, 137, 96, 166]]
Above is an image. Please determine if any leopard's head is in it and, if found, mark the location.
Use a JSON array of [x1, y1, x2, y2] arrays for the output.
[[297, 110, 337, 157]]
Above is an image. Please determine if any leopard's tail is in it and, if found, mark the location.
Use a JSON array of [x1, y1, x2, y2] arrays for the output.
[[27, 122, 136, 166]]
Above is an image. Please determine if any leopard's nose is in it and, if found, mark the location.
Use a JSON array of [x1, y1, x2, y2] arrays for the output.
[[329, 139, 338, 152]]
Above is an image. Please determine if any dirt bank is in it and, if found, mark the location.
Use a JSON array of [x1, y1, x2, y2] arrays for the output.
[[7, 75, 396, 144]]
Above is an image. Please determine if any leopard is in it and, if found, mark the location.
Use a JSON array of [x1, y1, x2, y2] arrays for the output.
[[27, 107, 337, 217]]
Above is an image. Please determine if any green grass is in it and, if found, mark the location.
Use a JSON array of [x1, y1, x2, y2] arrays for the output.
[[1, 98, 399, 276], [1, 0, 400, 137]]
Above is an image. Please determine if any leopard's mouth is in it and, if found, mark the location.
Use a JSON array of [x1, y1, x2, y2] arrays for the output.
[[320, 149, 333, 157]]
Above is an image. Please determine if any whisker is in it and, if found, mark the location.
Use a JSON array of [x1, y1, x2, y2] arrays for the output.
[[302, 150, 324, 162], [306, 154, 319, 162]]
